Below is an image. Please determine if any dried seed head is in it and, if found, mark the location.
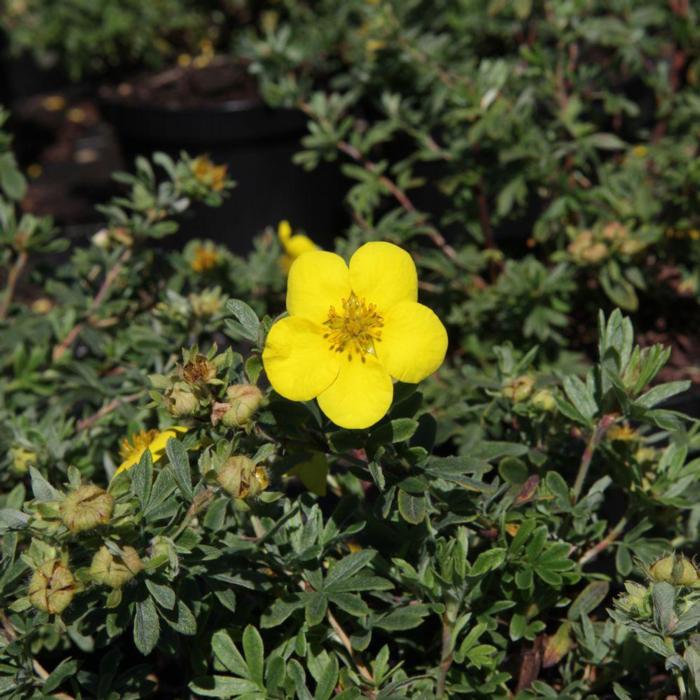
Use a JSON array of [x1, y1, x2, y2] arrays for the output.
[[90, 546, 143, 588], [61, 484, 114, 533], [28, 559, 77, 614]]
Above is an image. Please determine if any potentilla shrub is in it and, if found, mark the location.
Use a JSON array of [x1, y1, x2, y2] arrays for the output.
[[1, 116, 700, 698]]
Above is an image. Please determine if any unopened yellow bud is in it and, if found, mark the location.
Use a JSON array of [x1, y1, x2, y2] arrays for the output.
[[28, 559, 77, 614], [61, 484, 114, 533], [90, 546, 143, 588]]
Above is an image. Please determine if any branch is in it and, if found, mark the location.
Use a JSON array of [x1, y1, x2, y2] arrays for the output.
[[579, 516, 628, 566], [52, 249, 131, 361], [326, 607, 375, 689], [572, 414, 617, 503], [436, 613, 454, 698], [76, 391, 143, 432], [0, 250, 28, 320]]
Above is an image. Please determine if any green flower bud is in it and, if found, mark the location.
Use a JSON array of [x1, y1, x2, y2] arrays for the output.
[[189, 289, 224, 318], [90, 545, 143, 588], [222, 384, 264, 427], [617, 581, 651, 617], [10, 445, 37, 475], [28, 559, 77, 614], [502, 375, 535, 403], [531, 389, 556, 412], [216, 456, 269, 499], [166, 382, 199, 417], [649, 554, 698, 586], [61, 484, 114, 533]]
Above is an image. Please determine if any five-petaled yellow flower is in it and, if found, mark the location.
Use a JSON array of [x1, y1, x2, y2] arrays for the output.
[[278, 220, 318, 272], [262, 242, 447, 429], [115, 427, 187, 476]]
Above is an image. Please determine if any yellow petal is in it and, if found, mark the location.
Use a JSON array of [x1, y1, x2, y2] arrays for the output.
[[287, 251, 351, 324], [148, 429, 184, 459], [349, 242, 417, 312], [278, 220, 292, 243], [285, 234, 317, 259], [376, 301, 447, 383], [115, 450, 144, 475], [263, 316, 340, 401], [317, 354, 393, 429]]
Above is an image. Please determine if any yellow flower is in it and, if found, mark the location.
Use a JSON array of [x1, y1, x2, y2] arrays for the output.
[[607, 424, 638, 442], [115, 427, 187, 475], [191, 242, 221, 273], [191, 156, 227, 192], [278, 220, 318, 272], [262, 242, 448, 429]]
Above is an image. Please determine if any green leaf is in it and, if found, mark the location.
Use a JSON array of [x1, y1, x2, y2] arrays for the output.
[[30, 467, 61, 502], [305, 592, 328, 627], [242, 625, 265, 686], [374, 604, 430, 631], [313, 656, 339, 700], [635, 381, 690, 409], [42, 658, 78, 694], [397, 490, 426, 524], [561, 376, 597, 422], [134, 597, 160, 655], [471, 548, 506, 576], [131, 450, 153, 510], [212, 630, 248, 677], [145, 580, 176, 610], [325, 550, 375, 591], [567, 581, 609, 620], [190, 677, 261, 697], [165, 438, 192, 501], [226, 299, 261, 342]]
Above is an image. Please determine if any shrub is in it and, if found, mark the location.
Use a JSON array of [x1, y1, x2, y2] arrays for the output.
[[1, 89, 700, 699]]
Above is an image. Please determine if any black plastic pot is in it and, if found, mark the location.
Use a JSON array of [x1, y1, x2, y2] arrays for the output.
[[99, 94, 348, 254]]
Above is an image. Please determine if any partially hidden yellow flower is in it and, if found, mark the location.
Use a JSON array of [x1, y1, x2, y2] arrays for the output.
[[278, 220, 318, 272], [262, 242, 448, 429], [191, 242, 221, 273], [115, 427, 187, 475], [191, 155, 227, 192]]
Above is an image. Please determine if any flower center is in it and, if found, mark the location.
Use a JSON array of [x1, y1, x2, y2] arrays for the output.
[[323, 293, 383, 361], [119, 429, 159, 461]]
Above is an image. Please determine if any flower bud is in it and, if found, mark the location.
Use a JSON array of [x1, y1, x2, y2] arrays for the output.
[[216, 456, 269, 499], [221, 384, 264, 427], [166, 382, 199, 417], [531, 389, 556, 412], [181, 355, 217, 385], [61, 484, 114, 533], [28, 559, 77, 614], [649, 554, 699, 586], [30, 297, 54, 314], [188, 290, 224, 318], [581, 242, 609, 264], [91, 228, 110, 249], [90, 545, 143, 588], [617, 581, 651, 617], [502, 375, 534, 403], [10, 445, 37, 475]]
